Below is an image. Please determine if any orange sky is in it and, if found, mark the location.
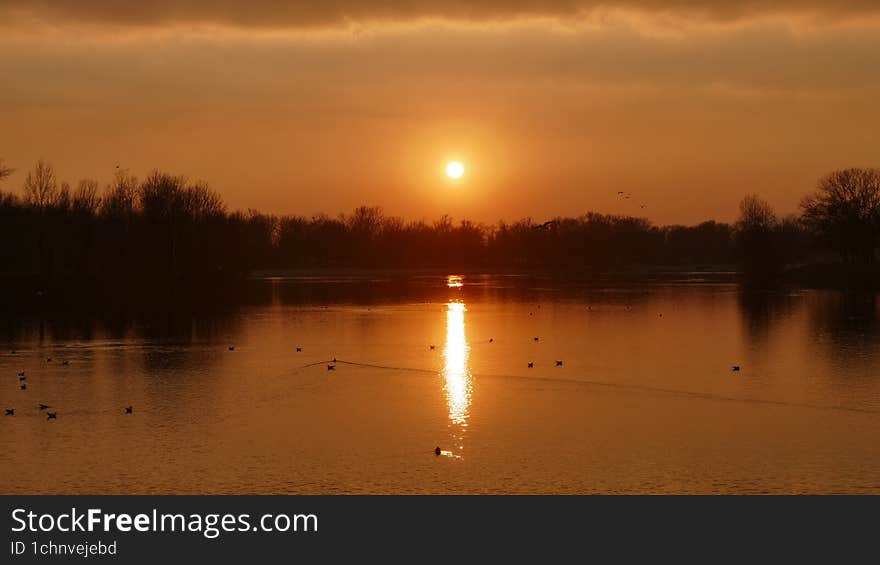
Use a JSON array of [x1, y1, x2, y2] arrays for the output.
[[2, 2, 879, 224]]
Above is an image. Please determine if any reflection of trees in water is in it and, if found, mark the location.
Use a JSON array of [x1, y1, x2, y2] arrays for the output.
[[805, 291, 880, 371], [738, 288, 880, 371], [256, 274, 707, 309], [0, 309, 244, 434], [737, 289, 799, 347], [0, 309, 243, 348]]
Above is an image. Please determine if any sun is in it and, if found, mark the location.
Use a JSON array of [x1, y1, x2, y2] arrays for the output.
[[446, 161, 465, 179]]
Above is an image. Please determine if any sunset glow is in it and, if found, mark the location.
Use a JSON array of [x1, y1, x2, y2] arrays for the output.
[[445, 161, 465, 180], [3, 3, 879, 224], [4, 0, 880, 511]]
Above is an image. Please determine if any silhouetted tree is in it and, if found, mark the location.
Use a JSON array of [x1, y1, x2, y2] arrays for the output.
[[735, 195, 781, 281], [800, 168, 880, 264], [73, 179, 100, 214], [22, 159, 58, 210], [14, 157, 880, 304]]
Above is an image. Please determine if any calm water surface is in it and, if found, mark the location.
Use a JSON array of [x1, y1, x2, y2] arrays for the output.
[[2, 275, 880, 494]]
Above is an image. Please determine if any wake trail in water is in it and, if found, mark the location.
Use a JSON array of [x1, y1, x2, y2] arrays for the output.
[[329, 359, 880, 416]]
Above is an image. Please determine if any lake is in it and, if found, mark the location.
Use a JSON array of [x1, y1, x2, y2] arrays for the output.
[[2, 274, 879, 494]]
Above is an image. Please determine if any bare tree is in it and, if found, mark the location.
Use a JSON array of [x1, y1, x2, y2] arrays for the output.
[[22, 159, 58, 210], [735, 195, 782, 280], [183, 180, 226, 219], [801, 168, 880, 263], [736, 194, 778, 233], [73, 179, 101, 214], [101, 170, 138, 219], [57, 181, 72, 211]]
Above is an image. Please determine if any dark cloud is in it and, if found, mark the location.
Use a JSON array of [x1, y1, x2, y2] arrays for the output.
[[2, 0, 880, 28]]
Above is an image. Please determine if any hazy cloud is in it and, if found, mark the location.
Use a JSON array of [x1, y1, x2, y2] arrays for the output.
[[3, 0, 880, 28], [2, 3, 879, 225]]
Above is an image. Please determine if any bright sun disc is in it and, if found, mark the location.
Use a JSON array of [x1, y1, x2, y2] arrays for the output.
[[446, 161, 465, 179]]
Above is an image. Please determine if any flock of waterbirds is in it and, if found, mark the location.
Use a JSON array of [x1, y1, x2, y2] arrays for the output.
[[5, 353, 133, 421], [426, 334, 564, 369], [5, 307, 746, 456]]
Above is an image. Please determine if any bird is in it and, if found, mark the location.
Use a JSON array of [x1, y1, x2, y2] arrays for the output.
[[489, 338, 494, 343], [296, 347, 302, 352], [61, 360, 69, 366], [327, 364, 336, 371], [332, 357, 337, 363], [429, 345, 435, 350], [46, 357, 52, 362], [18, 375, 25, 382], [555, 360, 563, 366], [38, 404, 50, 411], [4, 409, 13, 416], [20, 383, 26, 390], [527, 362, 534, 368], [434, 446, 441, 456], [124, 406, 133, 414], [531, 220, 557, 231], [46, 412, 57, 420], [17, 371, 24, 377], [732, 366, 741, 372], [533, 336, 539, 342], [228, 346, 235, 351]]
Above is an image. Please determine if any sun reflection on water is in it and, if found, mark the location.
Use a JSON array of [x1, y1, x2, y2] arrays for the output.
[[446, 275, 464, 288], [442, 302, 472, 454]]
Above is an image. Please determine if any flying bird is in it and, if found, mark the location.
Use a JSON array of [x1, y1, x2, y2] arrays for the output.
[[555, 360, 563, 366], [527, 362, 534, 368], [531, 220, 557, 231], [38, 404, 50, 411], [4, 409, 13, 416], [46, 412, 57, 420], [125, 406, 133, 414]]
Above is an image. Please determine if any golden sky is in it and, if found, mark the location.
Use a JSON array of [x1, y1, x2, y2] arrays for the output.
[[2, 2, 879, 224]]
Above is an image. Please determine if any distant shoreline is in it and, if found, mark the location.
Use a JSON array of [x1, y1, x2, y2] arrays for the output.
[[249, 265, 741, 281]]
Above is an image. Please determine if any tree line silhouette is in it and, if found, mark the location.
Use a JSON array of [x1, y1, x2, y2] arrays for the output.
[[1, 158, 879, 305]]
